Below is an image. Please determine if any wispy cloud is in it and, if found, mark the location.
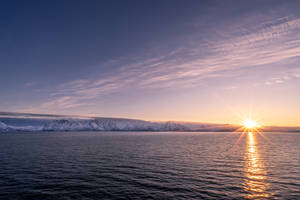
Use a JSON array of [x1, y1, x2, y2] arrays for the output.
[[24, 82, 35, 87], [30, 14, 300, 112]]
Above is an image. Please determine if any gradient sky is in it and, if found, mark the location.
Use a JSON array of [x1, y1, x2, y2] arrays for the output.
[[1, 0, 300, 126]]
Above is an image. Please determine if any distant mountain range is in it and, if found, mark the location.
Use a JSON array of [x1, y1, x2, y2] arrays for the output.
[[0, 112, 299, 132]]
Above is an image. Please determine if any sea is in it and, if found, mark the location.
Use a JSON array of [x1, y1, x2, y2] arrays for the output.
[[0, 131, 299, 200]]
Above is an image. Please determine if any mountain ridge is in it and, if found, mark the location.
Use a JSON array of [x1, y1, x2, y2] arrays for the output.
[[0, 112, 299, 132]]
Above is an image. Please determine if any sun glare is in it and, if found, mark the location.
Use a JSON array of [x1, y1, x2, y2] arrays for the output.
[[243, 119, 259, 129]]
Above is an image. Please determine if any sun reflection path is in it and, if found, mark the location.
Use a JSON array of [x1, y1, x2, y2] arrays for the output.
[[244, 131, 270, 199], [222, 122, 275, 199]]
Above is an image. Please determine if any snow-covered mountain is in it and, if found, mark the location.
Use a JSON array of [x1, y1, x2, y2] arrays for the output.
[[0, 112, 189, 132], [1, 112, 299, 132], [0, 121, 10, 131], [41, 118, 188, 131]]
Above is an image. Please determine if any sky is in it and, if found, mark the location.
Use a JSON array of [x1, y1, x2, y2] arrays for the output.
[[1, 0, 300, 126]]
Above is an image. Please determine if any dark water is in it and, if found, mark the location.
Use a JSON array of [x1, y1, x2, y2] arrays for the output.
[[0, 132, 299, 200]]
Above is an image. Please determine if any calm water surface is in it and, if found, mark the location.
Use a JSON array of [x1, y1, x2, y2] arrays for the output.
[[0, 132, 299, 200]]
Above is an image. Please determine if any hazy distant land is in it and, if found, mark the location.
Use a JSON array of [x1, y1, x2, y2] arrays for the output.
[[0, 112, 299, 133]]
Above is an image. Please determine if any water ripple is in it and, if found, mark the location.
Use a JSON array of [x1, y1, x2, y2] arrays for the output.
[[0, 132, 299, 199]]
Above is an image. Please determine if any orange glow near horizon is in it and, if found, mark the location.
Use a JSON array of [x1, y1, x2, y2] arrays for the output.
[[243, 119, 260, 129]]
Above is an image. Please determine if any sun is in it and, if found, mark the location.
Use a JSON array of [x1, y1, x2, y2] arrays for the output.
[[243, 119, 259, 129]]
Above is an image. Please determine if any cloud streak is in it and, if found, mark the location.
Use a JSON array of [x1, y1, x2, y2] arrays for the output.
[[30, 14, 300, 112]]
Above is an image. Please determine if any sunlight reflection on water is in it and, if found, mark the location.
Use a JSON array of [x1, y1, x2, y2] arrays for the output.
[[244, 132, 270, 199], [2, 132, 299, 199]]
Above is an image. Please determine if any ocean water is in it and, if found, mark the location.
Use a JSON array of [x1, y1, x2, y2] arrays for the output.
[[0, 131, 299, 200]]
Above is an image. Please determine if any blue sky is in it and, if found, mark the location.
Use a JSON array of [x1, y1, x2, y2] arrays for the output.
[[1, 0, 300, 126]]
